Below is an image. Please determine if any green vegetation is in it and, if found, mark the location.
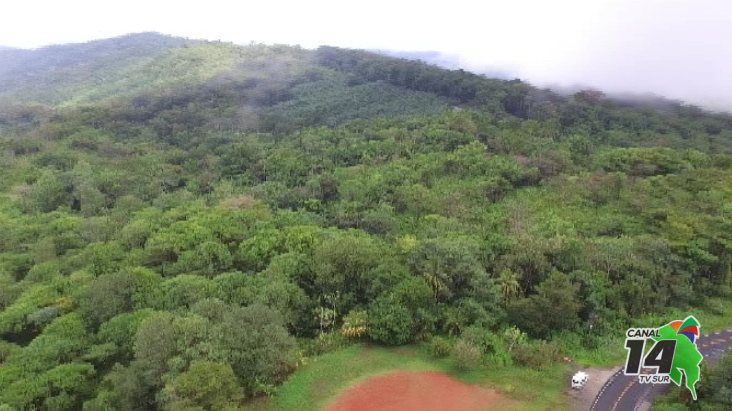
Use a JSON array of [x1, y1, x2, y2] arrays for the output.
[[654, 350, 732, 410], [247, 344, 568, 411], [251, 345, 441, 411], [1, 33, 732, 410]]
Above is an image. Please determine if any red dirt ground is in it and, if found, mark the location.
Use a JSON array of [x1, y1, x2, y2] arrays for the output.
[[324, 371, 511, 411]]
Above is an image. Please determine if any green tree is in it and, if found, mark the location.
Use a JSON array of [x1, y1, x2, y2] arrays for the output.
[[508, 271, 581, 338], [163, 360, 243, 410], [78, 271, 138, 328], [408, 238, 488, 303], [367, 296, 415, 345], [133, 312, 177, 391], [96, 309, 155, 364], [30, 170, 70, 213], [211, 304, 296, 395], [161, 275, 220, 310], [312, 233, 383, 313], [497, 269, 521, 302]]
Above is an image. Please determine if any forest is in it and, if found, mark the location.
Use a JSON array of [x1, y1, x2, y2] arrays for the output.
[[1, 33, 731, 410]]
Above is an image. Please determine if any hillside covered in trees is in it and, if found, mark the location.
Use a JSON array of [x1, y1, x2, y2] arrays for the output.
[[1, 33, 731, 410]]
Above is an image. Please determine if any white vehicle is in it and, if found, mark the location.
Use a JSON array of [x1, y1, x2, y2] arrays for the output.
[[571, 371, 588, 389]]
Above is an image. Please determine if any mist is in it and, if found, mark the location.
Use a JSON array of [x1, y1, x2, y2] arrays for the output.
[[1, 0, 730, 111], [446, 1, 732, 111], [550, 1, 732, 112]]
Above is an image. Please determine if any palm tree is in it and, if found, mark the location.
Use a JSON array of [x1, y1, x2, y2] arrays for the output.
[[423, 256, 448, 302], [497, 269, 521, 302]]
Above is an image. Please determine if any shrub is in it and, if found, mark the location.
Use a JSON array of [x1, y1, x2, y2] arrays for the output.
[[304, 332, 348, 356], [511, 340, 561, 369], [340, 310, 368, 339], [427, 336, 452, 358], [452, 339, 481, 371], [367, 297, 415, 345]]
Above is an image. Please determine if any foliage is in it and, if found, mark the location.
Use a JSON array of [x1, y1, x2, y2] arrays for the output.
[[451, 339, 482, 371], [367, 296, 416, 345], [211, 304, 297, 395], [2, 32, 732, 410], [508, 271, 582, 338], [425, 336, 452, 358], [162, 360, 243, 410]]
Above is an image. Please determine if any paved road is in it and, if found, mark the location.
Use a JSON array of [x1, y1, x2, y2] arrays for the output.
[[589, 329, 732, 411]]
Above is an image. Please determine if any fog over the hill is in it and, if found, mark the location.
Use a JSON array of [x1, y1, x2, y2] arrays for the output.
[[1, 0, 730, 110]]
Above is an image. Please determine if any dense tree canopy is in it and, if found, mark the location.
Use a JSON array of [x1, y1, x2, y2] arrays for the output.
[[1, 33, 732, 409]]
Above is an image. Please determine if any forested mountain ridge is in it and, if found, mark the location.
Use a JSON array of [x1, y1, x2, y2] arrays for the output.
[[1, 33, 732, 410], [0, 34, 191, 105]]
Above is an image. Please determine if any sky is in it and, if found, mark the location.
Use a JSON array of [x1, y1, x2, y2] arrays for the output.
[[1, 0, 730, 109]]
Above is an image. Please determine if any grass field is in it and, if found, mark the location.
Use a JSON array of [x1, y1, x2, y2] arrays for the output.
[[243, 297, 732, 411], [244, 344, 570, 411], [245, 345, 443, 411]]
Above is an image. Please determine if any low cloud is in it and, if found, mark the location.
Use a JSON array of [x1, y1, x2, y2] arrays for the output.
[[1, 0, 730, 110]]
